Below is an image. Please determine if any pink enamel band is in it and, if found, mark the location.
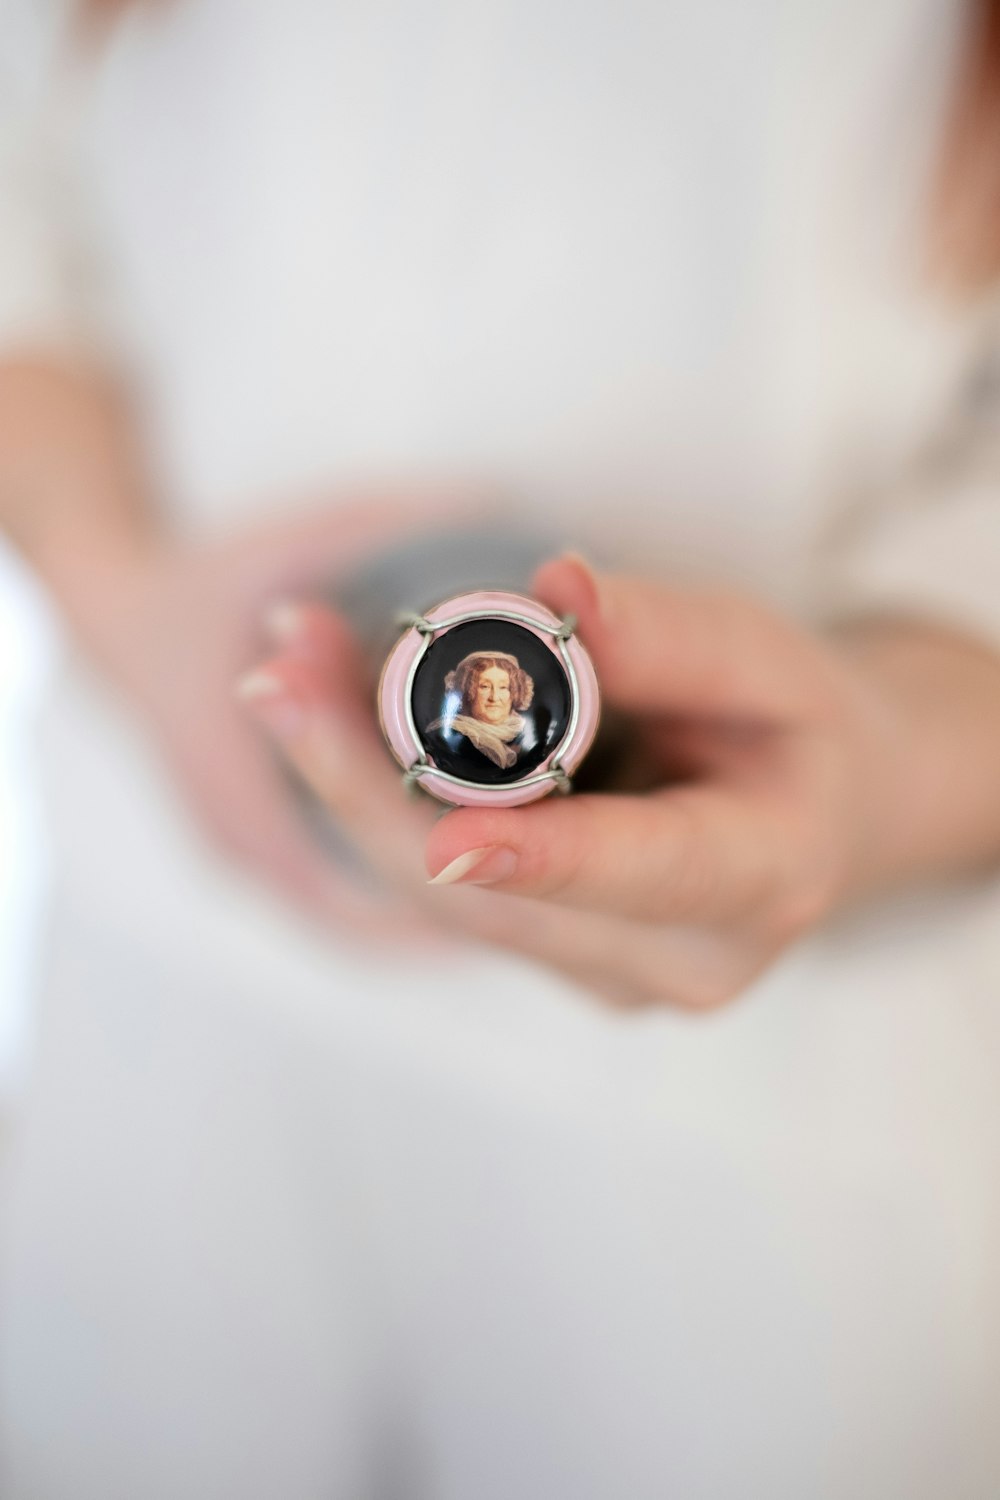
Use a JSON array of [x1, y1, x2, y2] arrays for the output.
[[377, 588, 601, 807]]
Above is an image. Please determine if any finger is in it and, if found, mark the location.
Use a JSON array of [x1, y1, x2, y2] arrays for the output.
[[172, 709, 431, 942], [531, 553, 840, 724], [428, 878, 773, 1011], [235, 612, 439, 887], [463, 894, 670, 1009], [260, 598, 369, 674], [424, 785, 782, 926]]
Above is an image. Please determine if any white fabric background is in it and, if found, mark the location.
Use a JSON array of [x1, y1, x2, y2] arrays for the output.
[[1, 2, 1000, 1496]]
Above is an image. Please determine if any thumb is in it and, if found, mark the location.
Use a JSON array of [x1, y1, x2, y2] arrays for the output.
[[531, 554, 835, 723]]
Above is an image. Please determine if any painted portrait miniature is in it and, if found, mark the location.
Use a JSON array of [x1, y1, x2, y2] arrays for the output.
[[380, 594, 597, 802], [426, 651, 535, 770]]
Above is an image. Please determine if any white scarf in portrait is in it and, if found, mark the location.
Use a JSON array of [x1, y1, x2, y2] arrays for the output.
[[436, 712, 527, 770]]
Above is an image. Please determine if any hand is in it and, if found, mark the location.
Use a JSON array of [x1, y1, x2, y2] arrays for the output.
[[0, 358, 487, 939], [424, 555, 889, 1005], [65, 492, 466, 939], [242, 552, 1000, 1007]]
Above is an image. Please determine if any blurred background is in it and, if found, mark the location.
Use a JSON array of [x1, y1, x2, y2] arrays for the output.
[[2, 2, 1000, 1498], [0, 541, 53, 1107]]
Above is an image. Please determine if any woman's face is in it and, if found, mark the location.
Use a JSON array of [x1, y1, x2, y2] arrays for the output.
[[473, 665, 512, 724]]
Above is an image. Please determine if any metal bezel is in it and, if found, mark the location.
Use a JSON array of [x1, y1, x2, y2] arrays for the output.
[[396, 605, 580, 796]]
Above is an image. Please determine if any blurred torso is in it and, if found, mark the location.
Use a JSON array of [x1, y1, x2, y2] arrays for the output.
[[83, 0, 976, 605]]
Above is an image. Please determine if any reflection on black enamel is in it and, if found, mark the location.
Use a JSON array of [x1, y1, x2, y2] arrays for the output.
[[412, 620, 571, 786]]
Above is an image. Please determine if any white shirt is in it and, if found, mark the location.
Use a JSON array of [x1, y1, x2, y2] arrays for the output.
[[5, 0, 1000, 630], [2, 4, 1000, 1497]]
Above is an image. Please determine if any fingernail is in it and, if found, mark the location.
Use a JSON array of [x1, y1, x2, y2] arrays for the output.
[[234, 668, 282, 702], [234, 669, 307, 738], [428, 845, 519, 887], [264, 600, 307, 644], [560, 551, 612, 624]]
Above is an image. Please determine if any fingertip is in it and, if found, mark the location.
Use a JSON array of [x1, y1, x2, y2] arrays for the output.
[[531, 551, 617, 638], [532, 551, 595, 611], [261, 598, 360, 667], [424, 798, 581, 893], [234, 644, 343, 724], [424, 807, 517, 881], [233, 661, 311, 739], [424, 810, 473, 880], [234, 667, 284, 704], [263, 599, 309, 645]]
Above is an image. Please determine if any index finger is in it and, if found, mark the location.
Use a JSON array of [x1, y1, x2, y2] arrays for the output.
[[424, 784, 783, 927], [532, 555, 841, 724]]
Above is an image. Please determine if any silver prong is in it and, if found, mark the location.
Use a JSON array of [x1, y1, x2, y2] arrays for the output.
[[395, 611, 436, 636], [402, 757, 429, 795], [550, 763, 573, 794]]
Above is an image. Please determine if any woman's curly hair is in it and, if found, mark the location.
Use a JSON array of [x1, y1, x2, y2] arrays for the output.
[[446, 653, 534, 715]]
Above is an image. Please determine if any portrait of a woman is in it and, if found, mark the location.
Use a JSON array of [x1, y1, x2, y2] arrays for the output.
[[426, 651, 535, 770]]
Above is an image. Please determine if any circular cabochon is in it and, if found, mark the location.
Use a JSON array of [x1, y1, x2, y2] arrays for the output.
[[377, 589, 601, 806], [412, 618, 571, 786]]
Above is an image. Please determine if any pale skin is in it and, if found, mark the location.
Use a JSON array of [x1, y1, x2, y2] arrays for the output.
[[5, 355, 1000, 1007], [473, 666, 512, 724]]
